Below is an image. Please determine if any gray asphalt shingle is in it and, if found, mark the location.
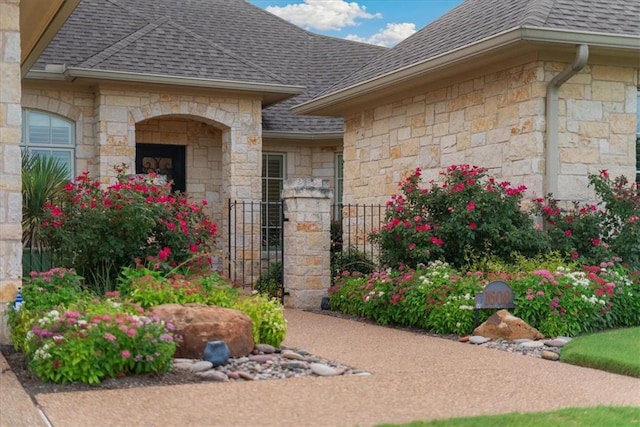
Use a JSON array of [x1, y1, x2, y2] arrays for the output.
[[318, 0, 640, 98], [33, 0, 386, 133]]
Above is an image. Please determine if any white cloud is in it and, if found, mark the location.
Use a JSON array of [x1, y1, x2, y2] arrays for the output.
[[345, 22, 416, 47], [265, 0, 382, 31]]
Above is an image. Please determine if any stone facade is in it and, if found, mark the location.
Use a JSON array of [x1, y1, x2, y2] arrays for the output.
[[343, 60, 638, 205], [282, 179, 332, 310], [0, 0, 22, 343]]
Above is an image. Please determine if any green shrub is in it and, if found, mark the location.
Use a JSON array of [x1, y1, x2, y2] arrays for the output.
[[331, 248, 376, 280], [371, 165, 548, 269], [232, 294, 287, 347], [117, 266, 240, 308], [254, 262, 283, 301]]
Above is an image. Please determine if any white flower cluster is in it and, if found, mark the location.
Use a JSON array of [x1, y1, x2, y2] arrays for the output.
[[581, 294, 606, 305], [34, 343, 52, 360], [564, 271, 590, 287], [442, 294, 474, 310]]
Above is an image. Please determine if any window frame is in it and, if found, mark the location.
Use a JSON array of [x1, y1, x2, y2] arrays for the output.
[[261, 152, 286, 251], [21, 109, 75, 179]]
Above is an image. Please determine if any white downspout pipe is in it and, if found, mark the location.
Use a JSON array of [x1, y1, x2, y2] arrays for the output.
[[545, 44, 589, 198]]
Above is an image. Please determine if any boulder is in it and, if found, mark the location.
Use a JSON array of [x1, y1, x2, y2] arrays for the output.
[[147, 303, 254, 358], [473, 309, 544, 340]]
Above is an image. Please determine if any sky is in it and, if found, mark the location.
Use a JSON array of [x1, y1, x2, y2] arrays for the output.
[[247, 0, 464, 47]]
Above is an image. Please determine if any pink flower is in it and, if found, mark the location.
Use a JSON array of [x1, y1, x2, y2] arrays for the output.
[[466, 201, 475, 211], [190, 244, 198, 252], [158, 247, 171, 261], [127, 329, 137, 337], [592, 238, 600, 246], [408, 243, 416, 251], [526, 294, 535, 300], [121, 350, 131, 359], [536, 290, 545, 296], [103, 333, 116, 342], [571, 252, 579, 259], [430, 236, 444, 246], [599, 169, 609, 179], [564, 229, 572, 236]]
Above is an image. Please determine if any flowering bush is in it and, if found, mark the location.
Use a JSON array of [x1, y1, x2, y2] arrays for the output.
[[511, 263, 640, 336], [26, 304, 178, 384], [117, 266, 241, 308], [532, 171, 639, 268], [8, 268, 90, 353], [329, 260, 639, 337], [41, 166, 217, 292], [371, 165, 548, 269], [117, 265, 287, 346]]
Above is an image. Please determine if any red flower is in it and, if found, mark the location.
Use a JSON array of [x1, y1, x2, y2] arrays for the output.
[[466, 201, 475, 211], [430, 236, 444, 246], [599, 169, 609, 179], [158, 247, 171, 261], [190, 244, 198, 252], [564, 229, 572, 236], [571, 252, 579, 259], [469, 222, 477, 230], [592, 238, 600, 246]]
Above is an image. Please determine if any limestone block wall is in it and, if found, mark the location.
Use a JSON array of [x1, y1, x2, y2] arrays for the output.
[[136, 117, 224, 226], [343, 60, 637, 206], [0, 0, 22, 343], [282, 178, 332, 309], [263, 138, 341, 204]]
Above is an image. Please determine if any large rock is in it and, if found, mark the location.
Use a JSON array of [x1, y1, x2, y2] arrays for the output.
[[473, 309, 544, 340], [147, 304, 254, 358]]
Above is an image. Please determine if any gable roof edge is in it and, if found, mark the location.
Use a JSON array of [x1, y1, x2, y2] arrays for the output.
[[293, 26, 640, 116], [25, 67, 306, 105]]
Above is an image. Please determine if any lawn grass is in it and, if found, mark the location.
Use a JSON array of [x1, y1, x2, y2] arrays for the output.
[[560, 327, 640, 377], [376, 406, 640, 426]]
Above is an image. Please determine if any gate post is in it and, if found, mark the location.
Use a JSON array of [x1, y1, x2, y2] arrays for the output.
[[281, 179, 332, 309]]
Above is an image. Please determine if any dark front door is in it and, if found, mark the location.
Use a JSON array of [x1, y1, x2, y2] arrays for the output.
[[136, 144, 186, 193]]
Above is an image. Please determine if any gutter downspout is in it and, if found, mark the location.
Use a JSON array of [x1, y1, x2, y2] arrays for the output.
[[544, 44, 589, 198]]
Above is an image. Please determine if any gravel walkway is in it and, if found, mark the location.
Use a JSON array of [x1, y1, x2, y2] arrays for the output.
[[6, 309, 640, 427]]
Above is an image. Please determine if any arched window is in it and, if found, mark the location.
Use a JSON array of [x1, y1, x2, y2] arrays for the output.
[[21, 109, 75, 179]]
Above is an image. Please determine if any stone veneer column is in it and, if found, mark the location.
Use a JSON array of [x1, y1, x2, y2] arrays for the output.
[[281, 179, 332, 309], [0, 0, 22, 343]]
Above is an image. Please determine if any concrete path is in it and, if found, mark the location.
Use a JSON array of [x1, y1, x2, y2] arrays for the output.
[[2, 309, 640, 427]]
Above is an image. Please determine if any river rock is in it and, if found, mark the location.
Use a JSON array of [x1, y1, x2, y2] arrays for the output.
[[255, 344, 276, 354], [469, 335, 490, 344], [147, 303, 254, 358], [473, 310, 544, 340], [310, 363, 345, 376], [543, 338, 569, 348], [189, 361, 213, 373], [196, 370, 229, 382], [281, 350, 307, 361], [541, 350, 560, 361]]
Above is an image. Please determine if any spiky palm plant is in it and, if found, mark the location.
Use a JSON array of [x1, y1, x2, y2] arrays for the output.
[[21, 150, 70, 251]]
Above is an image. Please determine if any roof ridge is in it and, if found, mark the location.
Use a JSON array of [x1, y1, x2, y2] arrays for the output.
[[78, 16, 171, 68], [520, 0, 557, 27], [163, 19, 291, 85]]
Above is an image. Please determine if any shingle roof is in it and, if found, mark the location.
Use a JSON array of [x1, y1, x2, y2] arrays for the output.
[[33, 0, 386, 133], [317, 0, 640, 97]]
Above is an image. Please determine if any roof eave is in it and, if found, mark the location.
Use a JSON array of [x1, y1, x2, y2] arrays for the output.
[[292, 27, 640, 116], [25, 67, 306, 105], [263, 130, 343, 140]]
